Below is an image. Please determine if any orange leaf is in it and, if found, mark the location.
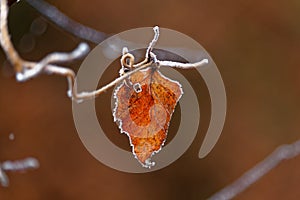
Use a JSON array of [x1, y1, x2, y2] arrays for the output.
[[113, 66, 183, 168]]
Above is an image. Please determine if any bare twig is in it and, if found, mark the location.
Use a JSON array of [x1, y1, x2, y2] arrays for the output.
[[0, 157, 39, 187], [146, 26, 159, 58], [209, 139, 300, 200], [25, 0, 108, 44], [0, 0, 90, 76], [16, 43, 89, 82], [0, 0, 89, 98], [1, 0, 208, 102], [2, 157, 39, 171], [156, 58, 209, 69], [0, 166, 9, 187], [0, 0, 23, 72]]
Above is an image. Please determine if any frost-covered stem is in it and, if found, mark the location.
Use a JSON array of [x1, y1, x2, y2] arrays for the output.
[[0, 157, 39, 187], [91, 60, 152, 95], [146, 26, 159, 58], [16, 43, 89, 82], [157, 58, 209, 69], [208, 139, 300, 200], [0, 166, 9, 187], [2, 157, 39, 171], [15, 42, 89, 82], [0, 0, 89, 80], [0, 0, 88, 98], [0, 1, 208, 102]]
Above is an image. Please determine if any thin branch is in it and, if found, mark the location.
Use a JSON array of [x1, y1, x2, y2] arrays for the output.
[[0, 166, 9, 187], [16, 43, 89, 82], [146, 26, 159, 58], [0, 0, 89, 98], [0, 157, 39, 187], [23, 0, 189, 62], [0, 0, 89, 77], [1, 0, 208, 103], [157, 58, 209, 69], [2, 157, 39, 171], [0, 0, 23, 72], [208, 139, 300, 200], [25, 0, 108, 44]]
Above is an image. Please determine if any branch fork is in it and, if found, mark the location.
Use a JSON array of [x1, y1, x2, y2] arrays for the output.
[[0, 0, 208, 103]]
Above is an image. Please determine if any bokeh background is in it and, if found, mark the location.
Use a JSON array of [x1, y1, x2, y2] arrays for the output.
[[1, 0, 300, 199]]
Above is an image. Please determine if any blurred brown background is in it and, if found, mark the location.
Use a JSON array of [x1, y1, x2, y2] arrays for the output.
[[1, 0, 300, 199]]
